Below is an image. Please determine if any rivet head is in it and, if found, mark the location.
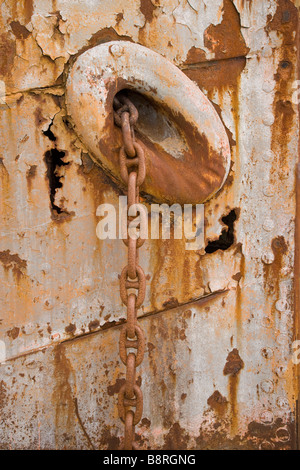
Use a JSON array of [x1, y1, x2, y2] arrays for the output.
[[260, 380, 274, 394], [260, 410, 274, 424], [263, 150, 275, 162], [109, 44, 123, 58], [261, 347, 273, 359], [262, 113, 275, 126], [275, 299, 288, 312], [262, 251, 275, 264], [260, 440, 275, 450], [262, 81, 275, 93], [276, 427, 290, 443], [276, 333, 290, 346], [261, 316, 272, 328], [276, 396, 289, 409], [23, 322, 35, 335], [275, 366, 287, 378], [262, 219, 275, 232]]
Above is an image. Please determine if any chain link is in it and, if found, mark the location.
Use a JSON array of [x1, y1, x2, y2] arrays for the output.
[[113, 93, 146, 450]]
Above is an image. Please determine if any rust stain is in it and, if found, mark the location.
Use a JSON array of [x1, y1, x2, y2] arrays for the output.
[[99, 425, 120, 451], [204, 0, 249, 60], [80, 153, 94, 174], [0, 381, 8, 410], [163, 422, 189, 450], [184, 46, 207, 65], [34, 107, 48, 128], [263, 236, 288, 297], [10, 21, 31, 40], [207, 390, 228, 416], [6, 326, 20, 340], [248, 418, 295, 450], [224, 348, 244, 376], [235, 244, 245, 348], [266, 0, 297, 183], [0, 32, 16, 77], [183, 56, 246, 92], [65, 323, 76, 335], [26, 164, 37, 193], [0, 250, 27, 276], [162, 297, 179, 310], [52, 343, 77, 449], [25, 0, 34, 23], [115, 12, 124, 26], [183, 1, 247, 166], [223, 348, 244, 435], [88, 319, 100, 331], [140, 0, 156, 23], [107, 378, 125, 396]]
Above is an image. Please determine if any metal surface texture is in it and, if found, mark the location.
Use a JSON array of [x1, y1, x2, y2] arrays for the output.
[[0, 0, 299, 450]]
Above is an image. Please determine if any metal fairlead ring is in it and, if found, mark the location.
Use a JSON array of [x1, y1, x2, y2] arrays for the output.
[[66, 41, 231, 205]]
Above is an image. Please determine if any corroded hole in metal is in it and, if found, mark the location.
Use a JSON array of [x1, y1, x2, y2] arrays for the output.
[[205, 209, 237, 254], [43, 122, 56, 142], [114, 89, 189, 160], [43, 122, 69, 215]]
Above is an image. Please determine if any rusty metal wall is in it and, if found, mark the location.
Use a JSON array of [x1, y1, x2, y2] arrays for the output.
[[0, 0, 299, 450]]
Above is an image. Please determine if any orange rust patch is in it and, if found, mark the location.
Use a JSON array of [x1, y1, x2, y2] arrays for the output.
[[34, 107, 48, 128], [263, 236, 288, 296], [184, 46, 207, 65], [21, 0, 34, 24], [26, 164, 37, 192], [0, 32, 16, 77], [0, 381, 7, 410], [10, 21, 31, 40], [163, 422, 189, 450], [204, 0, 249, 60], [266, 0, 297, 185], [183, 57, 246, 94], [0, 250, 27, 275], [99, 425, 120, 450], [183, 57, 245, 155], [207, 390, 228, 415], [266, 0, 298, 44], [107, 378, 125, 396], [141, 417, 151, 428], [223, 348, 244, 435], [65, 323, 76, 335], [6, 326, 20, 340], [223, 348, 244, 376], [52, 343, 77, 449], [140, 0, 156, 23], [162, 297, 179, 310], [88, 319, 100, 331]]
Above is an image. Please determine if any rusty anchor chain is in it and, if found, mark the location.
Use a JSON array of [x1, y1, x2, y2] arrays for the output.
[[113, 94, 146, 451]]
